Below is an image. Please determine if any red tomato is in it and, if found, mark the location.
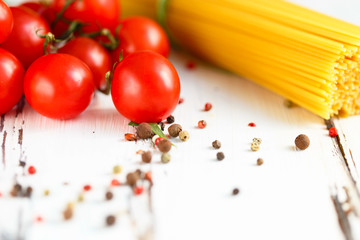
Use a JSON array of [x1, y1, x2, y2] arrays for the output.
[[0, 48, 25, 115], [58, 37, 111, 90], [0, 0, 13, 43], [51, 0, 121, 34], [111, 51, 180, 123], [24, 53, 95, 119], [20, 1, 68, 38], [0, 6, 50, 69], [111, 17, 170, 62]]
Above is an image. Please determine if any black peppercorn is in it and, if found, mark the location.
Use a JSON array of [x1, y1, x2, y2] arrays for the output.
[[217, 152, 225, 161], [295, 134, 310, 150], [166, 115, 175, 124], [106, 215, 116, 226], [232, 188, 239, 195]]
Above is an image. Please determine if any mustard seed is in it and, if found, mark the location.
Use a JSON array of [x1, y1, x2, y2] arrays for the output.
[[295, 134, 310, 150], [161, 153, 171, 164], [168, 124, 182, 137], [137, 123, 154, 139], [158, 139, 172, 153], [217, 152, 225, 161], [212, 140, 221, 149], [141, 151, 152, 163], [179, 131, 190, 141]]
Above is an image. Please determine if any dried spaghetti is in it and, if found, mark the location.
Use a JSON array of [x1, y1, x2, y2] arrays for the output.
[[122, 0, 360, 119]]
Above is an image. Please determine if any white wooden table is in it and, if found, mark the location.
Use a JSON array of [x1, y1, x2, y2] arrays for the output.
[[1, 1, 360, 240]]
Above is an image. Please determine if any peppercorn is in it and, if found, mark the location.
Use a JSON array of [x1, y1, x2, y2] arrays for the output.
[[135, 169, 142, 178], [155, 137, 165, 146], [125, 133, 137, 141], [19, 161, 26, 167], [161, 153, 171, 164], [166, 115, 175, 124], [24, 186, 33, 198], [28, 166, 36, 175], [158, 122, 165, 131], [295, 134, 310, 150], [10, 183, 22, 197], [198, 120, 207, 129], [134, 186, 144, 195], [248, 122, 256, 127], [113, 165, 122, 174], [106, 215, 116, 226], [158, 139, 172, 153], [77, 194, 84, 202], [126, 172, 138, 186], [44, 189, 50, 196], [251, 142, 260, 151], [217, 152, 225, 161], [329, 127, 338, 137], [105, 191, 113, 201], [142, 151, 152, 163], [63, 207, 73, 220], [204, 102, 212, 111], [137, 123, 154, 139], [212, 140, 221, 149], [232, 188, 239, 195], [83, 185, 91, 191], [179, 131, 190, 141], [252, 138, 262, 144], [257, 158, 264, 166], [168, 124, 182, 137], [111, 179, 120, 186]]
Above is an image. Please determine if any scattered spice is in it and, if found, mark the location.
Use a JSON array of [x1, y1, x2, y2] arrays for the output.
[[198, 120, 207, 129], [10, 183, 22, 197], [83, 185, 92, 191], [158, 122, 165, 131], [135, 169, 142, 178], [212, 140, 221, 149], [179, 131, 190, 141], [28, 166, 36, 175], [204, 102, 212, 111], [44, 189, 50, 196], [186, 61, 196, 69], [161, 153, 171, 164], [126, 173, 138, 187], [253, 138, 262, 144], [137, 123, 154, 139], [35, 216, 43, 222], [251, 142, 260, 151], [125, 133, 137, 141], [257, 158, 264, 166], [294, 134, 310, 150], [217, 152, 225, 161], [178, 98, 184, 104], [106, 215, 116, 226], [329, 127, 338, 137], [248, 122, 256, 127], [24, 186, 33, 198], [19, 161, 26, 167], [111, 179, 120, 186], [158, 139, 172, 153], [284, 99, 295, 108], [77, 194, 84, 202], [105, 191, 113, 201], [166, 115, 175, 124], [141, 151, 152, 163], [63, 207, 73, 220], [232, 188, 239, 195], [113, 165, 122, 174], [0, 192, 2, 197], [168, 124, 182, 137], [144, 171, 152, 182], [134, 186, 144, 195], [155, 137, 165, 146]]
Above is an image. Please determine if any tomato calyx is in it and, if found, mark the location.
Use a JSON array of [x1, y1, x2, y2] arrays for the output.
[[36, 31, 58, 54], [100, 51, 124, 95]]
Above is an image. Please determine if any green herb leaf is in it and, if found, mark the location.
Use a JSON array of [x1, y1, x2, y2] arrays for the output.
[[149, 123, 167, 139], [128, 121, 139, 127]]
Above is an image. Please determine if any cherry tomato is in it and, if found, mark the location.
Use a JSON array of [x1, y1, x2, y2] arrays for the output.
[[0, 0, 13, 43], [24, 53, 95, 119], [0, 48, 25, 115], [111, 51, 180, 123], [58, 37, 111, 90], [111, 17, 170, 62], [20, 1, 68, 38], [51, 0, 121, 34], [0, 6, 50, 69]]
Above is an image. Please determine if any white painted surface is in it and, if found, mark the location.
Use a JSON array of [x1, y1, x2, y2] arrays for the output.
[[0, 1, 360, 240]]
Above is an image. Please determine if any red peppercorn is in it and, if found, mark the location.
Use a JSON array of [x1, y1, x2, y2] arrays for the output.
[[178, 98, 184, 104], [134, 186, 144, 195], [83, 185, 92, 191], [198, 120, 207, 129], [0, 192, 2, 197], [28, 166, 36, 175], [248, 122, 256, 127], [155, 137, 165, 146], [144, 171, 152, 182], [35, 216, 43, 222], [125, 133, 137, 141], [111, 179, 120, 186], [204, 103, 212, 111], [329, 127, 338, 137], [186, 61, 196, 70]]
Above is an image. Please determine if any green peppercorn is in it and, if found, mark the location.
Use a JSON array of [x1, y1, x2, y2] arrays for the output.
[[161, 153, 171, 164], [113, 165, 122, 174], [179, 131, 190, 142]]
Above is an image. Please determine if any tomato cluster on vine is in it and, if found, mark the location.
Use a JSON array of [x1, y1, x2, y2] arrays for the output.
[[0, 0, 180, 123]]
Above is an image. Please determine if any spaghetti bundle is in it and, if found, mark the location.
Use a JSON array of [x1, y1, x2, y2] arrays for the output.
[[122, 0, 360, 119]]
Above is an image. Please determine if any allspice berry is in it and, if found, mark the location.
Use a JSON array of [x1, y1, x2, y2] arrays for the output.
[[158, 139, 172, 153], [105, 191, 113, 201], [161, 153, 171, 164], [136, 123, 154, 139], [217, 152, 225, 161], [257, 158, 264, 166], [295, 134, 310, 150], [126, 172, 138, 186], [142, 151, 152, 163], [106, 215, 116, 226], [168, 124, 182, 137], [63, 208, 73, 220], [179, 131, 190, 142], [212, 140, 221, 149]]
